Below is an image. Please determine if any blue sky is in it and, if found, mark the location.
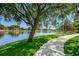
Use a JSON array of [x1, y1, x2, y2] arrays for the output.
[[0, 14, 74, 29], [0, 16, 28, 29]]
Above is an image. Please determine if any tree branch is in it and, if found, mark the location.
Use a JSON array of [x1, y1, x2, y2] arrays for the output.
[[24, 4, 35, 20], [15, 7, 26, 17]]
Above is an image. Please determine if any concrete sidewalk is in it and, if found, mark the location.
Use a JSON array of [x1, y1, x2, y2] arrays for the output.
[[34, 34, 79, 56]]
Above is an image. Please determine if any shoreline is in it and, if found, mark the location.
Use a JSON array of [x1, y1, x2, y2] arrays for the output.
[[0, 34, 64, 56]]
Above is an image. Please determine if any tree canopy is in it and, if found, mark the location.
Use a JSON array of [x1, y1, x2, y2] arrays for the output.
[[0, 3, 78, 42]]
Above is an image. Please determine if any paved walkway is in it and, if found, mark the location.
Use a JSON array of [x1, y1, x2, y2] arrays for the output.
[[34, 34, 79, 56]]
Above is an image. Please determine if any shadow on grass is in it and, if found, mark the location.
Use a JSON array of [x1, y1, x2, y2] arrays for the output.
[[0, 34, 63, 56]]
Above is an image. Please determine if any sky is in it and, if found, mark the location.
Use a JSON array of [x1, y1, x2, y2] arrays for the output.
[[0, 16, 55, 29], [0, 16, 28, 29], [0, 14, 74, 29]]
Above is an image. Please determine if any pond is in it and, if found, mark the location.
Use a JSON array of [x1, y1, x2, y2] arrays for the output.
[[0, 31, 56, 46]]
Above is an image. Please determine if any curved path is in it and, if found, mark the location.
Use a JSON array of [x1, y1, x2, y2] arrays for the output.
[[34, 34, 79, 56]]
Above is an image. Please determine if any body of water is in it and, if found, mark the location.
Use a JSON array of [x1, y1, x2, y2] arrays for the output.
[[0, 31, 55, 46]]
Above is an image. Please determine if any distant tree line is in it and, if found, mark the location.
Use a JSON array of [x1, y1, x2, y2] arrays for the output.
[[0, 24, 25, 30]]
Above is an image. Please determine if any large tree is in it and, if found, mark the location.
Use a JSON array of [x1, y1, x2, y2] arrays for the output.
[[0, 3, 75, 42]]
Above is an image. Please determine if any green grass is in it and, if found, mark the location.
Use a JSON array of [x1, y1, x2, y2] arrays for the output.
[[0, 34, 64, 56], [64, 36, 79, 56]]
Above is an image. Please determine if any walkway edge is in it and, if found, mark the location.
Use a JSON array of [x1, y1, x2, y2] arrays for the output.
[[34, 34, 79, 56]]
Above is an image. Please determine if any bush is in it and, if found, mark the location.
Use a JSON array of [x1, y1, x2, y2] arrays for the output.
[[64, 36, 79, 56]]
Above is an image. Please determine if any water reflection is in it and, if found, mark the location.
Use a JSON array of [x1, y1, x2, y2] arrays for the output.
[[0, 31, 29, 46], [8, 32, 20, 37], [0, 32, 4, 37], [0, 30, 55, 46]]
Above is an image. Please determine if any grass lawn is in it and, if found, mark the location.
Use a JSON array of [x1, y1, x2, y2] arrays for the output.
[[64, 36, 79, 56], [0, 34, 64, 56]]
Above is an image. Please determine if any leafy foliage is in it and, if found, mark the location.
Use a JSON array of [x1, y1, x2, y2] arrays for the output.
[[64, 36, 79, 56], [0, 24, 22, 30], [0, 34, 63, 56], [0, 3, 77, 41], [0, 24, 5, 29], [73, 20, 79, 33], [59, 19, 76, 33]]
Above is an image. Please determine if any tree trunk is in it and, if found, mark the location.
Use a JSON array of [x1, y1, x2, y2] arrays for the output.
[[27, 19, 39, 42]]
